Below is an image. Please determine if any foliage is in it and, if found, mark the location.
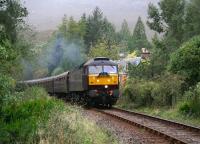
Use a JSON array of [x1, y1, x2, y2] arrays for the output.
[[0, 1, 32, 79], [0, 75, 15, 109], [130, 17, 150, 52], [148, 34, 169, 76], [0, 0, 28, 43], [169, 36, 200, 85], [128, 61, 152, 79], [0, 87, 56, 143], [122, 73, 183, 107], [179, 82, 200, 117], [0, 39, 16, 74], [88, 40, 120, 60], [84, 7, 116, 53], [147, 0, 185, 45], [119, 19, 131, 42], [183, 0, 200, 41]]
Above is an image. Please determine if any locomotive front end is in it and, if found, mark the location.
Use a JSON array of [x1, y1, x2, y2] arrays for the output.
[[86, 58, 119, 107]]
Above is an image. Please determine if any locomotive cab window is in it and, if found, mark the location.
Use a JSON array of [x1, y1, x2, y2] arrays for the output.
[[88, 65, 117, 74], [104, 66, 117, 74], [88, 66, 103, 74]]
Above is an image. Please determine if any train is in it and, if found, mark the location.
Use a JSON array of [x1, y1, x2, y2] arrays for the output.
[[20, 57, 119, 107]]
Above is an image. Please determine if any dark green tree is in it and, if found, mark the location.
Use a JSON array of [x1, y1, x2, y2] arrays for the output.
[[119, 19, 131, 42], [147, 0, 185, 46], [0, 0, 29, 78], [184, 0, 200, 41], [101, 17, 116, 51], [0, 0, 28, 43], [84, 7, 115, 53], [148, 34, 168, 77], [118, 19, 130, 53], [131, 16, 149, 52], [84, 7, 105, 53], [78, 13, 87, 39], [58, 15, 68, 37]]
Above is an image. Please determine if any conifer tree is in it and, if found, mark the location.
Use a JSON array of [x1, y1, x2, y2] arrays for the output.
[[119, 19, 131, 41], [131, 16, 149, 52], [84, 7, 104, 53]]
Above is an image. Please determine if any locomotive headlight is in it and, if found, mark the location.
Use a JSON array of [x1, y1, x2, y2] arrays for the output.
[[97, 79, 99, 82], [105, 85, 108, 88]]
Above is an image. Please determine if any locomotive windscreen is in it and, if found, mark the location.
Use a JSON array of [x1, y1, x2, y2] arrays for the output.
[[88, 66, 117, 74]]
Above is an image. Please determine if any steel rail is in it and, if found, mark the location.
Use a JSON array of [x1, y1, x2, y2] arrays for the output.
[[95, 108, 200, 144]]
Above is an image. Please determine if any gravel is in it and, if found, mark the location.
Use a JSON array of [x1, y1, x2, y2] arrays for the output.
[[82, 109, 170, 144]]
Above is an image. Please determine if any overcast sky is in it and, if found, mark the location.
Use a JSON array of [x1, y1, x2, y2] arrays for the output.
[[24, 0, 159, 32]]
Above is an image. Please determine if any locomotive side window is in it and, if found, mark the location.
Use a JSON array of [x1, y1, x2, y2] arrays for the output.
[[103, 66, 117, 74]]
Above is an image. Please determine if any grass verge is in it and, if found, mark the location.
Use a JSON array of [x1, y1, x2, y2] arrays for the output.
[[117, 103, 200, 127]]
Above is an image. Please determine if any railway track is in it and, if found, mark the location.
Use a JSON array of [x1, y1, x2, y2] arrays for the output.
[[95, 107, 200, 144]]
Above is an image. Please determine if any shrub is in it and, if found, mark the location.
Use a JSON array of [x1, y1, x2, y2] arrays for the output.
[[0, 87, 63, 144], [152, 73, 184, 106], [0, 75, 15, 108], [122, 73, 184, 108], [170, 35, 200, 85], [179, 82, 200, 116], [128, 61, 152, 79], [122, 78, 156, 107], [0, 99, 62, 144]]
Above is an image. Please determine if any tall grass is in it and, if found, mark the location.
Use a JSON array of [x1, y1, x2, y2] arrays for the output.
[[38, 105, 117, 144]]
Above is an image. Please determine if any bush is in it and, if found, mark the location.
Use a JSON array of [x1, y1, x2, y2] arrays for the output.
[[0, 87, 62, 144], [0, 75, 15, 108], [17, 87, 49, 101], [0, 99, 61, 143], [122, 78, 156, 107], [179, 82, 200, 116], [170, 35, 200, 85], [128, 61, 153, 79], [122, 73, 184, 107], [152, 73, 184, 106]]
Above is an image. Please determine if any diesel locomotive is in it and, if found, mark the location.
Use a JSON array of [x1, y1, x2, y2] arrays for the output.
[[21, 57, 119, 107]]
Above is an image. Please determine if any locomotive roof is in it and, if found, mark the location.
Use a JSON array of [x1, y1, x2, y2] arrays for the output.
[[84, 57, 117, 66]]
